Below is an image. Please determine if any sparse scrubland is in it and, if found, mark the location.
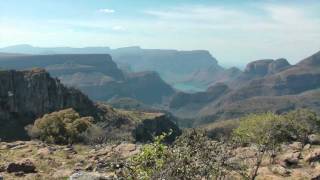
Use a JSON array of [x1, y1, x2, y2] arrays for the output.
[[1, 108, 320, 179]]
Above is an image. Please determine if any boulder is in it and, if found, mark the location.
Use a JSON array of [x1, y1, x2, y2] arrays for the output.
[[305, 149, 320, 163], [269, 165, 291, 177], [303, 144, 311, 150], [6, 159, 36, 173], [279, 152, 301, 167], [308, 134, 320, 145], [37, 147, 53, 156], [288, 142, 303, 150], [0, 164, 5, 172], [69, 172, 114, 180], [114, 143, 140, 158]]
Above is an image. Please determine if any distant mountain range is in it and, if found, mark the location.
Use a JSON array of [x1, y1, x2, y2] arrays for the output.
[[0, 45, 224, 92], [1, 45, 319, 129], [170, 51, 320, 127], [0, 53, 174, 105]]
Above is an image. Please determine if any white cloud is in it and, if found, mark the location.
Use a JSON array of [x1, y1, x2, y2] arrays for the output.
[[99, 8, 115, 14]]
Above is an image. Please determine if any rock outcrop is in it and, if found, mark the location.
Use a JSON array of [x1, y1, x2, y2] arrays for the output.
[[0, 69, 98, 140], [0, 54, 125, 81], [244, 58, 290, 76], [6, 159, 36, 174]]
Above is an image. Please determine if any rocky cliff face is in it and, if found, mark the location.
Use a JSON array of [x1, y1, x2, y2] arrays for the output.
[[80, 71, 175, 105], [0, 69, 180, 142], [169, 51, 320, 126], [0, 69, 98, 140], [0, 54, 175, 105], [0, 54, 125, 81], [244, 58, 291, 76]]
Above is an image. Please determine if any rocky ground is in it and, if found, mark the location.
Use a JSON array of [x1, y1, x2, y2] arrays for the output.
[[238, 142, 320, 180], [0, 140, 320, 179], [0, 141, 140, 180]]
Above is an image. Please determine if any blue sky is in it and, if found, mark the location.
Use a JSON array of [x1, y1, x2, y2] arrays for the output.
[[1, 0, 320, 67]]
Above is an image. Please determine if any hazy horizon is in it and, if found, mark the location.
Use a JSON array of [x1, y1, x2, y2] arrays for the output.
[[1, 0, 320, 67]]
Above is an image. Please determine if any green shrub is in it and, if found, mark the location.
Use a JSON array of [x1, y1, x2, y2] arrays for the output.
[[121, 132, 169, 180], [281, 109, 320, 143], [121, 130, 247, 179], [206, 119, 240, 140], [27, 108, 95, 144], [232, 109, 320, 179], [79, 124, 107, 145], [232, 112, 287, 147]]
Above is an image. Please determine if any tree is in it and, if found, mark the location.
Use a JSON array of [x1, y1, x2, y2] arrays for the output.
[[232, 113, 286, 179]]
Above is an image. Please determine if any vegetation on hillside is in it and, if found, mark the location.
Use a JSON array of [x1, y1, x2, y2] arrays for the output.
[[114, 109, 320, 179], [26, 108, 102, 144]]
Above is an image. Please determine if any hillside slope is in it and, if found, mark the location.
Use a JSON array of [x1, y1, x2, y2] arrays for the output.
[[169, 51, 320, 126]]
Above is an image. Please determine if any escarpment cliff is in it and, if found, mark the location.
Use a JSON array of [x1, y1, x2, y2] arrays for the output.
[[0, 69, 98, 140]]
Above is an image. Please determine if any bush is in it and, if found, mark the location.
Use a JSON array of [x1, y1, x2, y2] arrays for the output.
[[80, 125, 107, 145], [282, 109, 320, 143], [121, 129, 247, 179], [232, 112, 287, 147], [26, 108, 95, 144], [233, 109, 320, 147], [232, 109, 320, 179], [206, 119, 240, 140], [126, 133, 169, 179]]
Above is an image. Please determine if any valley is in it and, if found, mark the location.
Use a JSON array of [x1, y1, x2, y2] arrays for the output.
[[0, 46, 320, 179]]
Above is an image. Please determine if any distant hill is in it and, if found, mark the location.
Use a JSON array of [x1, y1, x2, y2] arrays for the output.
[[0, 54, 175, 105], [169, 51, 320, 126], [0, 45, 224, 91]]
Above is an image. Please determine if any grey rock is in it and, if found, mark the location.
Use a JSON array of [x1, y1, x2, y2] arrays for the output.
[[280, 152, 301, 167], [269, 165, 291, 177], [69, 172, 113, 180], [305, 149, 320, 163], [304, 144, 311, 150], [308, 134, 320, 145], [288, 142, 303, 150]]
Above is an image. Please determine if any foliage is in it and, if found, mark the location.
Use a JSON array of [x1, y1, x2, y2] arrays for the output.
[[120, 129, 247, 180], [157, 129, 248, 180], [233, 109, 320, 147], [26, 108, 95, 144], [281, 109, 320, 143], [79, 124, 107, 145], [232, 109, 320, 179], [123, 132, 169, 180], [232, 112, 287, 148], [232, 112, 287, 179], [206, 119, 240, 140]]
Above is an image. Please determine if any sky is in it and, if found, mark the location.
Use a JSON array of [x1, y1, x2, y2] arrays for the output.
[[0, 0, 320, 67]]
